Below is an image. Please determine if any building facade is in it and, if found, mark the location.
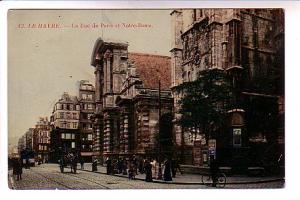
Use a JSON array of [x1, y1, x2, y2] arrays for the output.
[[170, 9, 284, 169], [25, 128, 35, 150], [78, 80, 95, 162], [17, 135, 26, 155], [34, 117, 51, 163], [90, 39, 173, 162], [49, 92, 81, 162]]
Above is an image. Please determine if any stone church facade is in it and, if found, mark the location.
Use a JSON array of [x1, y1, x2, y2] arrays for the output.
[[90, 39, 173, 162], [170, 9, 284, 169]]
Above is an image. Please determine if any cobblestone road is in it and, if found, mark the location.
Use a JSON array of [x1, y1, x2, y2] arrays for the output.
[[8, 164, 284, 189]]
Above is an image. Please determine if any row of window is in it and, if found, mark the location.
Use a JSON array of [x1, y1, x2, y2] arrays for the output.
[[61, 133, 76, 140], [56, 103, 80, 111], [81, 93, 94, 100], [38, 131, 50, 137], [59, 122, 78, 129], [81, 113, 94, 120], [81, 134, 93, 141], [54, 112, 79, 120], [80, 85, 94, 91], [82, 123, 93, 130], [82, 103, 94, 110], [38, 145, 48, 151], [81, 144, 93, 150], [38, 138, 50, 144], [55, 103, 95, 111]]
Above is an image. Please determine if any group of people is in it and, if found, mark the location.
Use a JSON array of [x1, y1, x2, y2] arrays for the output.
[[104, 156, 182, 182]]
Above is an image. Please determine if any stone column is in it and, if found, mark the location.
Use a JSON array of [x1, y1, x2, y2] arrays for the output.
[[123, 114, 129, 153], [103, 113, 111, 154], [227, 18, 242, 67], [119, 114, 124, 154]]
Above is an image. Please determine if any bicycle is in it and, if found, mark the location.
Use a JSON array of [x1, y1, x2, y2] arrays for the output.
[[201, 172, 227, 188]]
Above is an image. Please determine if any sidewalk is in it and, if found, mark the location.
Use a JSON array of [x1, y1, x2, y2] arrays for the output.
[[76, 163, 284, 185]]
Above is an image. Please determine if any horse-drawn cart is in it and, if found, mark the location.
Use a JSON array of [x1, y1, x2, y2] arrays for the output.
[[59, 152, 78, 174]]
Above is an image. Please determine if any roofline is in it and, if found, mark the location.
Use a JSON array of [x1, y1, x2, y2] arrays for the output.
[[90, 37, 128, 67], [128, 52, 171, 59]]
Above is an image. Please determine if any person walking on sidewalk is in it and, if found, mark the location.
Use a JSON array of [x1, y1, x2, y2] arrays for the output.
[[80, 157, 84, 170], [132, 155, 138, 175], [163, 158, 172, 181], [122, 158, 128, 175], [144, 159, 153, 182], [171, 158, 177, 178], [13, 158, 23, 181], [139, 158, 146, 174], [92, 159, 98, 172], [117, 158, 123, 174], [150, 158, 157, 179], [71, 154, 78, 174], [128, 162, 136, 180], [105, 157, 112, 175], [210, 156, 219, 187]]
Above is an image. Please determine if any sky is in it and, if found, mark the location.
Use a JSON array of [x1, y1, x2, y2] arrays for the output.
[[8, 9, 172, 146]]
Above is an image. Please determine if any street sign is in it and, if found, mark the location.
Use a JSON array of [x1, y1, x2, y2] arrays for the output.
[[208, 149, 216, 155]]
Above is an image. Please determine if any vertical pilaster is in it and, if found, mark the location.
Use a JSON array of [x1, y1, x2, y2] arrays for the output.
[[227, 18, 242, 67]]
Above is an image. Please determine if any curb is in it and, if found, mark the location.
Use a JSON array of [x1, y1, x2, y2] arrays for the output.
[[8, 174, 16, 189], [76, 167, 284, 185]]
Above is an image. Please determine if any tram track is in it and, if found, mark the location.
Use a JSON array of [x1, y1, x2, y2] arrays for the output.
[[32, 171, 74, 189], [37, 166, 113, 189], [63, 172, 111, 189], [15, 165, 142, 189]]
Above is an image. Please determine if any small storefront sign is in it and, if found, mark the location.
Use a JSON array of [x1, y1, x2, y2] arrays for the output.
[[193, 140, 202, 166]]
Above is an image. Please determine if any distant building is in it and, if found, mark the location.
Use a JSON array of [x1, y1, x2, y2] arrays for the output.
[[17, 128, 36, 165], [34, 117, 51, 163], [18, 135, 26, 155], [78, 80, 95, 162], [90, 39, 173, 162], [8, 145, 19, 158], [49, 92, 81, 162], [25, 128, 35, 150]]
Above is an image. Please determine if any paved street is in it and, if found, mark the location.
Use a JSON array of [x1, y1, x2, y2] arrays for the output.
[[8, 163, 284, 189]]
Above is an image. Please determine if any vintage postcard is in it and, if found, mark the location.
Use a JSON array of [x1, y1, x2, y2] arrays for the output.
[[7, 8, 284, 190]]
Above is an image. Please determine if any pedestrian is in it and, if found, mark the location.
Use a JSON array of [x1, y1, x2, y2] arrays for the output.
[[171, 158, 177, 177], [150, 158, 157, 179], [132, 155, 138, 175], [13, 158, 22, 181], [210, 156, 219, 187], [111, 159, 116, 174], [80, 157, 84, 170], [92, 159, 98, 172], [25, 158, 30, 169], [138, 158, 145, 174], [128, 162, 135, 180], [59, 157, 64, 173], [71, 154, 78, 174], [144, 159, 153, 182], [122, 158, 128, 175], [176, 158, 183, 174], [117, 158, 123, 174], [105, 157, 112, 175], [163, 158, 172, 181]]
